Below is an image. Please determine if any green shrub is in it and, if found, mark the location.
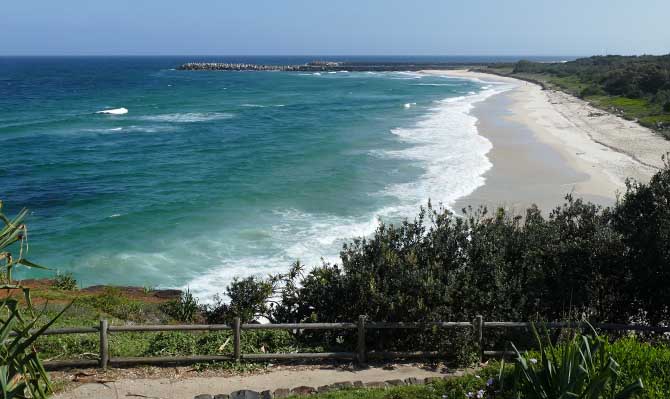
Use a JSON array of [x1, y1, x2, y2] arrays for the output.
[[143, 329, 297, 357], [512, 324, 643, 399], [580, 85, 604, 98], [202, 276, 274, 324], [606, 337, 670, 399], [52, 271, 78, 291], [88, 287, 143, 320], [161, 288, 199, 323]]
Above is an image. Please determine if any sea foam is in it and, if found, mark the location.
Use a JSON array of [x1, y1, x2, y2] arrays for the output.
[[141, 112, 233, 123], [186, 79, 514, 300]]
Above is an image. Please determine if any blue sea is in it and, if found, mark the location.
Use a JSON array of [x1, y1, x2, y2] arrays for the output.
[[0, 56, 535, 297]]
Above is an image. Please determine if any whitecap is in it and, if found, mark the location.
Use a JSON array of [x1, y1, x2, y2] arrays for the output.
[[141, 112, 233, 123], [97, 107, 128, 115]]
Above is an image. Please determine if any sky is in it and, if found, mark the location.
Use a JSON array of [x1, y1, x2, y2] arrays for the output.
[[2, 0, 669, 56]]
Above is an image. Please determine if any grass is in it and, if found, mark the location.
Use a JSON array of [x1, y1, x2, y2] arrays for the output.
[[606, 337, 670, 399], [286, 366, 508, 399], [22, 285, 325, 366]]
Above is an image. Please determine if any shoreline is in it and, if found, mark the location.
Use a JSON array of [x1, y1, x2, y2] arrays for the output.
[[422, 69, 670, 213]]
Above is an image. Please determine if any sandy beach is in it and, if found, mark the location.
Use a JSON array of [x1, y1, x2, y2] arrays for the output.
[[422, 69, 670, 213]]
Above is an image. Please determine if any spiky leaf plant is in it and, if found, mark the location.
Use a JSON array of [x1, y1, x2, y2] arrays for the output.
[[512, 322, 644, 399], [1, 201, 70, 398]]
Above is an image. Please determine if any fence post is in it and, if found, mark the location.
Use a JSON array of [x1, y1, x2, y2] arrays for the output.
[[473, 315, 483, 364], [99, 319, 109, 369], [233, 317, 241, 362], [357, 315, 367, 367]]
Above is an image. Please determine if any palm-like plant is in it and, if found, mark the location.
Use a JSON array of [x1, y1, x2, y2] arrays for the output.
[[512, 322, 644, 399], [1, 205, 41, 286], [1, 201, 70, 398]]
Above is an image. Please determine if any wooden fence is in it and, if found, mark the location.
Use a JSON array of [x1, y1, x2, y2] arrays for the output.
[[36, 316, 670, 370]]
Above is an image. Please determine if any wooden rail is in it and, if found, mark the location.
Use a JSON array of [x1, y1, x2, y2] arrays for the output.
[[38, 317, 669, 370]]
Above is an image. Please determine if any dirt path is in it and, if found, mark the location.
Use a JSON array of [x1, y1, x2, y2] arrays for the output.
[[53, 364, 460, 399]]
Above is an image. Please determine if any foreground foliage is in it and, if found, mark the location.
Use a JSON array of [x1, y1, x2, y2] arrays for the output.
[[1, 201, 67, 398], [512, 324, 643, 399]]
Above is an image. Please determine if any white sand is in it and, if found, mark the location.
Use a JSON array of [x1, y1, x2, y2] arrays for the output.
[[422, 69, 670, 210]]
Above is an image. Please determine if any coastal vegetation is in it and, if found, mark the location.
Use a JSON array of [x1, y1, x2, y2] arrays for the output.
[[285, 329, 669, 399], [0, 201, 70, 398], [3, 159, 670, 396], [484, 55, 670, 135]]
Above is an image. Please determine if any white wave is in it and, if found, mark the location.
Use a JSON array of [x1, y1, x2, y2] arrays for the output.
[[187, 208, 391, 300], [391, 71, 423, 80], [97, 107, 128, 115], [383, 84, 513, 210], [85, 125, 178, 134], [109, 214, 122, 218], [241, 104, 285, 108], [412, 83, 460, 87], [184, 80, 515, 300], [403, 102, 416, 109], [327, 71, 337, 74], [313, 72, 322, 76], [141, 112, 233, 123]]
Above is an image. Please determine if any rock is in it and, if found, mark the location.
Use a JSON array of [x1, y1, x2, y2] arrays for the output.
[[214, 395, 230, 399], [273, 388, 291, 398], [364, 381, 387, 389], [405, 377, 422, 385], [231, 390, 261, 399], [424, 377, 441, 384], [194, 395, 213, 399], [330, 381, 353, 390], [317, 385, 332, 393], [352, 381, 364, 388], [290, 386, 316, 395], [386, 379, 405, 386], [260, 390, 273, 399]]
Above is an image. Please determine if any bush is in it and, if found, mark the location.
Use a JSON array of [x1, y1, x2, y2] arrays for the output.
[[144, 329, 296, 357], [88, 287, 143, 320], [161, 288, 199, 323], [202, 276, 274, 324], [580, 85, 604, 98], [52, 271, 78, 291], [512, 324, 643, 399], [606, 338, 670, 399]]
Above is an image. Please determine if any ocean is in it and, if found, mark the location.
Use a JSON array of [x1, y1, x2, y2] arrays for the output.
[[0, 56, 522, 298]]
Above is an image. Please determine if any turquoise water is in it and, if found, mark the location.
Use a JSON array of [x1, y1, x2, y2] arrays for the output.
[[0, 57, 506, 297]]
